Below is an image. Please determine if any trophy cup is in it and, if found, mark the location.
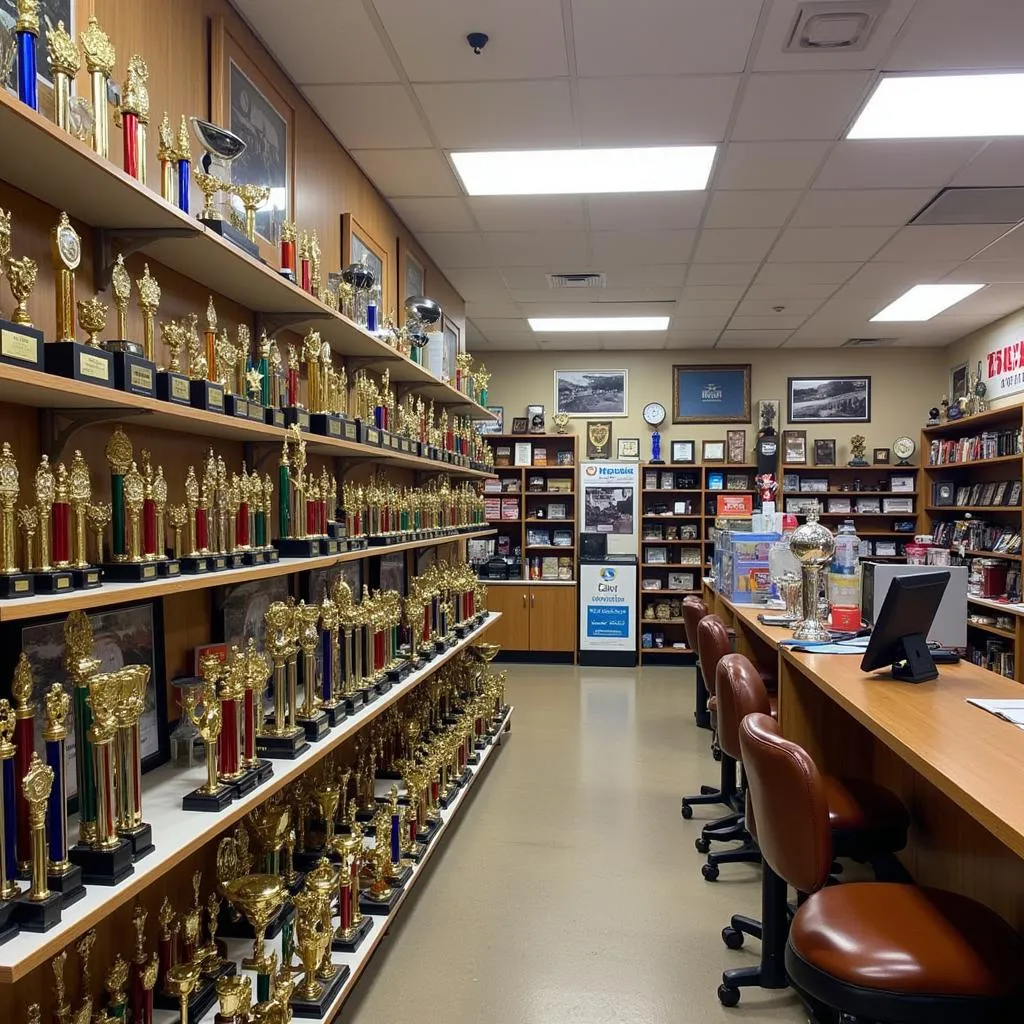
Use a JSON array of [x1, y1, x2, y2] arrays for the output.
[[46, 20, 79, 132], [0, 700, 19, 942], [190, 118, 260, 258], [45, 212, 114, 385], [257, 601, 309, 759], [157, 113, 175, 203], [181, 655, 235, 812], [290, 872, 349, 1017], [230, 183, 271, 244], [216, 975, 252, 1024], [294, 601, 329, 741], [154, 318, 192, 405], [0, 209, 44, 370], [12, 751, 63, 931], [790, 510, 836, 643]]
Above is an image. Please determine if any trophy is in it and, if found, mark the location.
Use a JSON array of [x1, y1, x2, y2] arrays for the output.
[[181, 655, 235, 812], [175, 115, 192, 214], [317, 590, 346, 726], [0, 209, 44, 371], [157, 113, 176, 203], [790, 509, 836, 643], [216, 975, 252, 1024], [0, 699, 19, 942], [103, 428, 157, 582], [104, 254, 156, 397], [45, 20, 79, 132], [274, 428, 324, 558], [80, 16, 114, 159], [12, 0, 39, 110], [0, 442, 35, 598], [294, 601, 329, 741], [118, 55, 150, 183], [279, 222, 296, 280], [154, 318, 192, 405], [257, 601, 309, 760], [290, 869, 349, 1017], [848, 433, 869, 467], [12, 751, 62, 932]]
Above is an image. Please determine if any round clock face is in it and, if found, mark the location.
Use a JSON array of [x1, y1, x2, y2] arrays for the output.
[[893, 435, 916, 459], [58, 226, 81, 270], [643, 401, 666, 427]]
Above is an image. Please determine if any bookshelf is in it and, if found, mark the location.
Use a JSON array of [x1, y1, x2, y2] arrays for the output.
[[701, 463, 759, 572], [921, 405, 1024, 680]]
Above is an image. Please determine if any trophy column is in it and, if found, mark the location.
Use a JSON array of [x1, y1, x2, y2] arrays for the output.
[[114, 665, 154, 860], [242, 639, 273, 784], [0, 700, 19, 942], [0, 441, 34, 598], [13, 752, 62, 932], [318, 592, 345, 726], [10, 654, 35, 874], [81, 16, 115, 160], [256, 602, 308, 759], [181, 657, 234, 812], [295, 602, 329, 741], [14, 0, 39, 111]]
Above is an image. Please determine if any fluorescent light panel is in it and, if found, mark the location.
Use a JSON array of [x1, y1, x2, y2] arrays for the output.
[[529, 317, 670, 333], [849, 74, 1024, 139], [870, 284, 983, 322], [451, 147, 716, 196]]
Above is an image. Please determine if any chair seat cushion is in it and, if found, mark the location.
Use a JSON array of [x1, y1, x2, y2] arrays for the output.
[[789, 883, 1024, 1000], [823, 775, 909, 834]]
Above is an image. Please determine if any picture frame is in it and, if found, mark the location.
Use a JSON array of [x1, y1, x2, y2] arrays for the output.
[[787, 376, 871, 424], [585, 420, 613, 460], [890, 474, 915, 493], [212, 16, 294, 257], [341, 212, 388, 318], [511, 417, 529, 434], [554, 369, 628, 418], [514, 442, 532, 466], [673, 364, 751, 423], [442, 315, 461, 385], [671, 439, 695, 465], [707, 473, 724, 492], [617, 437, 641, 461], [702, 440, 726, 463], [646, 546, 668, 564], [950, 362, 969, 403], [475, 406, 504, 434], [373, 551, 408, 596], [527, 405, 546, 433], [801, 478, 829, 494], [219, 575, 292, 651], [726, 429, 747, 465], [726, 473, 750, 491], [403, 244, 425, 303], [813, 438, 836, 466], [873, 447, 891, 465], [783, 429, 807, 465]]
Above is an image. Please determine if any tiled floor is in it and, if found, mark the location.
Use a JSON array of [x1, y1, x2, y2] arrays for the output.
[[341, 663, 808, 1023]]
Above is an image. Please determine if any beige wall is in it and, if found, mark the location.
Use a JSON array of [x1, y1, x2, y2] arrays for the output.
[[483, 348, 946, 463], [945, 308, 1024, 411]]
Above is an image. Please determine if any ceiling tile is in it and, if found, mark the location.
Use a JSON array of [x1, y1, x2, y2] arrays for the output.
[[887, 0, 1024, 70], [947, 285, 1024, 317], [732, 72, 872, 141], [302, 84, 431, 149], [754, 262, 862, 286], [350, 149, 462, 197], [813, 141, 986, 189], [728, 314, 807, 331], [704, 190, 801, 229], [443, 268, 513, 301], [734, 297, 824, 316], [509, 290, 602, 305], [389, 198, 475, 234], [872, 225, 1011, 263], [519, 300, 677, 316], [536, 336, 608, 350], [684, 264, 761, 286], [236, 0, 398, 83], [603, 265, 690, 288], [486, 232, 589, 267], [415, 232, 489, 268], [586, 194, 707, 231], [464, 301, 523, 319], [597, 335, 669, 351], [373, 0, 568, 81], [944, 262, 1024, 283], [415, 81, 576, 149], [576, 75, 739, 145], [468, 197, 587, 232], [571, 0, 764, 76], [665, 334, 720, 349], [675, 299, 740, 317], [681, 285, 749, 300], [840, 262, 960, 297], [717, 331, 793, 348], [670, 315, 733, 330], [951, 142, 1024, 187], [744, 282, 840, 300], [780, 337, 849, 348], [716, 142, 831, 190], [471, 317, 534, 338], [752, 0, 917, 72], [790, 189, 935, 228], [515, 289, 678, 304], [692, 228, 781, 263], [961, 227, 1024, 262], [768, 226, 899, 263], [590, 230, 696, 265]]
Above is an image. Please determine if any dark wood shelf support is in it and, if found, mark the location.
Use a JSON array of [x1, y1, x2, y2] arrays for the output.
[[93, 227, 194, 290], [40, 406, 149, 461]]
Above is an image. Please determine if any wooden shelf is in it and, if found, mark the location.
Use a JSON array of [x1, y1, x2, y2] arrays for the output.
[[524, 517, 574, 523], [637, 617, 688, 624], [958, 549, 1023, 561], [641, 539, 702, 545], [924, 454, 1022, 469], [796, 489, 919, 497], [486, 434, 575, 441], [640, 588, 701, 595], [968, 619, 1017, 640], [524, 545, 574, 552], [815, 510, 914, 517], [642, 488, 703, 494], [922, 407, 1024, 437], [640, 563, 701, 569], [925, 505, 1022, 513], [782, 463, 918, 471], [640, 646, 692, 654], [0, 613, 502, 983], [643, 512, 702, 519], [524, 490, 575, 496], [0, 529, 495, 624]]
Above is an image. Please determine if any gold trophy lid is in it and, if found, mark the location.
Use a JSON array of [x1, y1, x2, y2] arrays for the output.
[[80, 16, 115, 77], [47, 19, 80, 76], [16, 0, 39, 36], [42, 682, 70, 741]]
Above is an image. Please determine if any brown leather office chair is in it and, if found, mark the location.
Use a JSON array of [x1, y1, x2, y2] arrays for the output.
[[739, 712, 1024, 1023], [682, 597, 712, 730], [715, 654, 909, 1007]]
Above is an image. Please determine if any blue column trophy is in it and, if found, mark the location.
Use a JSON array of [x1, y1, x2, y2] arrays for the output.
[[14, 0, 39, 111], [643, 402, 667, 464]]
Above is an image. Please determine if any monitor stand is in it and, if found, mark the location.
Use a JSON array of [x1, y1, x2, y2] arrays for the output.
[[890, 633, 938, 683]]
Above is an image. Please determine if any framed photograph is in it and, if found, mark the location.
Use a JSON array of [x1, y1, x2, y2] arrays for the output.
[[828, 498, 852, 514], [0, 0, 71, 92], [442, 315, 461, 385], [950, 362, 969, 403], [875, 541, 898, 556], [783, 429, 807, 465], [554, 370, 628, 417], [813, 438, 836, 466], [882, 497, 914, 514], [641, 578, 663, 592], [671, 440, 695, 465], [617, 437, 641, 461], [556, 450, 574, 466], [376, 551, 408, 596], [783, 473, 800, 491], [673, 364, 751, 423], [511, 417, 529, 434], [702, 440, 726, 463], [219, 576, 291, 650], [668, 572, 696, 592], [801, 478, 829, 494], [787, 376, 871, 423], [646, 546, 668, 564], [890, 474, 915, 493], [873, 447, 890, 464], [403, 245, 425, 302], [707, 473, 724, 492], [527, 405, 546, 433], [213, 17, 294, 254], [342, 212, 388, 317], [475, 407, 504, 435], [726, 429, 747, 464], [6, 601, 169, 805], [514, 442, 532, 466], [726, 474, 750, 491]]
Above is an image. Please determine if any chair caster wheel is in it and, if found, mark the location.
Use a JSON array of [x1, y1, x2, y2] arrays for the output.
[[722, 926, 743, 950], [718, 984, 740, 1007], [702, 862, 720, 882], [712, 747, 723, 762], [681, 803, 694, 820], [695, 836, 711, 854]]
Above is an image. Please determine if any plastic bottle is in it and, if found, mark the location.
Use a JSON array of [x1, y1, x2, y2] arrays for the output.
[[829, 519, 862, 629]]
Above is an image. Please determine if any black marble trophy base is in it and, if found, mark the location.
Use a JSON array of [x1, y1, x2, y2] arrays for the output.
[[309, 413, 343, 438], [69, 567, 102, 588], [322, 537, 341, 555], [282, 407, 310, 431], [356, 421, 381, 447], [182, 783, 235, 812], [207, 554, 229, 571], [332, 914, 372, 953], [44, 341, 115, 388], [274, 538, 321, 558], [100, 560, 160, 582], [454, 623, 470, 639], [158, 559, 181, 578], [405, 840, 428, 863], [439, 784, 461, 810], [32, 571, 74, 594], [0, 573, 34, 599], [242, 549, 267, 566], [111, 351, 157, 397], [289, 963, 350, 1019], [231, 766, 261, 797], [387, 864, 413, 887], [256, 729, 309, 760], [179, 555, 210, 574], [416, 818, 442, 846], [321, 703, 346, 727], [0, 898, 17, 945], [342, 692, 365, 716], [68, 837, 134, 885], [121, 823, 154, 861], [374, 679, 392, 696], [13, 889, 62, 932], [0, 319, 43, 370], [223, 394, 250, 418], [46, 864, 86, 909], [298, 710, 330, 742], [265, 407, 286, 428], [156, 369, 192, 406], [359, 884, 404, 915], [386, 661, 411, 684], [225, 553, 245, 569], [200, 216, 261, 259], [190, 378, 225, 413], [264, 548, 280, 563]]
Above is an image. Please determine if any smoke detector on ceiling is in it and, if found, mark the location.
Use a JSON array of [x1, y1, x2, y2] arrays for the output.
[[785, 1, 887, 52], [546, 272, 606, 289], [842, 337, 896, 348]]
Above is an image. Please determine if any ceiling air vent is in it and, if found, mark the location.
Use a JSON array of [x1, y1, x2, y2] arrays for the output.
[[842, 337, 896, 348], [784, 1, 887, 52], [910, 187, 1024, 226], [546, 273, 606, 289]]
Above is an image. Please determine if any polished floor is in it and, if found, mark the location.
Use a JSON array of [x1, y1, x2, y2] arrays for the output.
[[342, 664, 809, 1023]]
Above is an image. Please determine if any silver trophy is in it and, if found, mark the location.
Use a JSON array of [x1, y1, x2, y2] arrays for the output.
[[790, 509, 835, 643], [404, 295, 442, 349]]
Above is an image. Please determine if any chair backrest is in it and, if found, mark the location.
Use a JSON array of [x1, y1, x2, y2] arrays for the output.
[[681, 596, 709, 655], [715, 653, 771, 761], [738, 713, 833, 895], [696, 615, 731, 689]]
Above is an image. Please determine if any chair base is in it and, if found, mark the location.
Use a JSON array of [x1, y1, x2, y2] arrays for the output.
[[702, 840, 760, 881]]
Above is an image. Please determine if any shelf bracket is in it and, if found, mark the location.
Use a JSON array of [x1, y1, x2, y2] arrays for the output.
[[255, 311, 334, 337], [243, 442, 281, 474], [40, 407, 149, 461], [94, 227, 194, 291]]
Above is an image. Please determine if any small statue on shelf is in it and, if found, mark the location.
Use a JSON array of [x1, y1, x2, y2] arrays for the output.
[[848, 434, 868, 467]]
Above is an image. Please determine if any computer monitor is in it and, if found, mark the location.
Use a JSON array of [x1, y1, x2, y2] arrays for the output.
[[860, 571, 950, 683]]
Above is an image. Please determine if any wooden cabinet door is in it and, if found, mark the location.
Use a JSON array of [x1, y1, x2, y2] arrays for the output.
[[529, 585, 577, 652], [485, 585, 531, 650]]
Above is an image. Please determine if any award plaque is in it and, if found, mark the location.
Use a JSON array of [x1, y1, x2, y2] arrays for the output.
[[586, 420, 613, 460]]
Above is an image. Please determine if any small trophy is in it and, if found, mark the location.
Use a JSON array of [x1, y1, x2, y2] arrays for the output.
[[181, 656, 235, 812], [155, 318, 192, 405], [0, 442, 35, 599], [119, 56, 150, 183], [0, 699, 20, 942], [289, 871, 349, 1017], [0, 208, 44, 370], [256, 602, 309, 760], [80, 16, 115, 160], [105, 254, 156, 397]]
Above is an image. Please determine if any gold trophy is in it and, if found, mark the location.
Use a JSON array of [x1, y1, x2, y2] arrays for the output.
[[46, 20, 80, 134], [107, 254, 156, 396], [0, 442, 33, 598], [294, 600, 329, 741], [181, 655, 234, 812], [14, 751, 63, 931], [1, 207, 44, 369], [257, 601, 308, 759], [80, 17, 114, 159]]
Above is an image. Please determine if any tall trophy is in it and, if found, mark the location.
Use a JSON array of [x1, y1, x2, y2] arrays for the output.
[[0, 209, 44, 371], [0, 699, 19, 942], [294, 601, 329, 742], [0, 441, 35, 598], [790, 509, 835, 644], [80, 16, 114, 160], [12, 752, 63, 932], [256, 602, 308, 760], [181, 655, 235, 812], [106, 254, 156, 397]]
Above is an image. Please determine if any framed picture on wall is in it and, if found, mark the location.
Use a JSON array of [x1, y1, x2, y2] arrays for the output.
[[783, 430, 807, 464], [475, 407, 504, 434], [554, 370, 628, 417], [443, 316, 461, 385], [787, 376, 871, 423], [950, 362, 969, 403], [218, 576, 292, 651], [673, 364, 751, 423], [342, 211, 388, 315], [404, 247, 425, 302]]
